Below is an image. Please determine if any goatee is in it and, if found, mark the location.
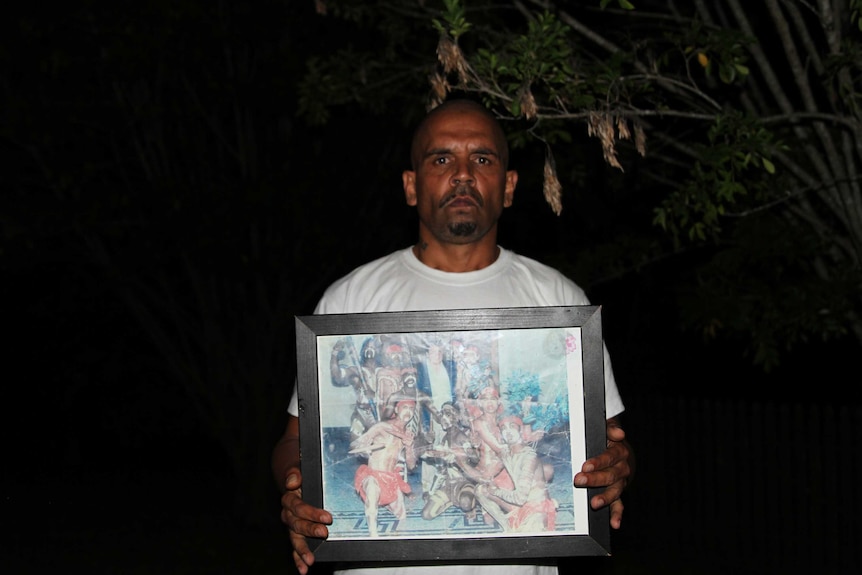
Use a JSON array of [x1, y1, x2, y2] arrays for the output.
[[448, 222, 478, 236]]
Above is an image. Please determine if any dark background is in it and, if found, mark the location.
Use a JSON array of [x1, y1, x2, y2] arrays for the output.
[[2, 2, 858, 574]]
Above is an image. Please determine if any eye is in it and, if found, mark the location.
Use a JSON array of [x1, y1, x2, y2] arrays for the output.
[[474, 156, 493, 165]]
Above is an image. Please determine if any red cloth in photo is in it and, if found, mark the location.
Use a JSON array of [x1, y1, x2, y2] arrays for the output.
[[354, 464, 411, 506], [508, 499, 557, 531]]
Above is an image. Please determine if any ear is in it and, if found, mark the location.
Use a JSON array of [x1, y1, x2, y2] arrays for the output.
[[503, 170, 518, 208], [403, 170, 417, 206]]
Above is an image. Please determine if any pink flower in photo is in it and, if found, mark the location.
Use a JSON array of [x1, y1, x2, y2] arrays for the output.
[[565, 333, 577, 354]]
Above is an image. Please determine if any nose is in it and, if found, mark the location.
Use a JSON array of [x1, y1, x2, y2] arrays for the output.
[[450, 159, 474, 187]]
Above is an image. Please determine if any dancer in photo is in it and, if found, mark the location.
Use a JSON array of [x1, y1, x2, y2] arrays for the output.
[[420, 402, 480, 520], [475, 416, 557, 533], [349, 399, 418, 537]]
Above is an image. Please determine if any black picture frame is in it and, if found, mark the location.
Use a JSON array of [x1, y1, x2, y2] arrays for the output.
[[294, 306, 610, 563]]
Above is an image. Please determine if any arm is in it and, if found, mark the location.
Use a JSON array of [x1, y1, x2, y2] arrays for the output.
[[451, 433, 479, 464], [492, 452, 542, 506], [473, 418, 506, 455], [349, 422, 383, 452], [403, 431, 417, 470], [460, 451, 504, 484], [420, 393, 441, 424], [573, 416, 635, 530], [271, 414, 333, 575]]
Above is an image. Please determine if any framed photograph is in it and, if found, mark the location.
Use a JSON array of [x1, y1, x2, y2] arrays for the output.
[[294, 306, 610, 563]]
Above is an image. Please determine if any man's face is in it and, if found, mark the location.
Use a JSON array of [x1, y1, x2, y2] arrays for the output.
[[481, 396, 499, 414], [397, 403, 416, 422], [501, 422, 521, 445], [440, 407, 457, 429], [361, 339, 377, 363], [402, 104, 517, 246], [384, 346, 407, 367], [402, 369, 417, 388]]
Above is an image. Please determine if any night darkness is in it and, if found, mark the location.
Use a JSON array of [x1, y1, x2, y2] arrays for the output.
[[2, 2, 859, 574]]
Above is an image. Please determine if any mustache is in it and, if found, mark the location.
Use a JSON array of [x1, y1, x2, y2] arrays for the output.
[[439, 185, 484, 208]]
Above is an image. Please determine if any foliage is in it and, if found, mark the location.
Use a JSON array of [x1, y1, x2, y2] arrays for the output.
[[501, 369, 542, 401], [501, 369, 569, 432], [678, 211, 854, 367], [301, 0, 862, 369], [298, 1, 441, 125], [654, 112, 780, 243]]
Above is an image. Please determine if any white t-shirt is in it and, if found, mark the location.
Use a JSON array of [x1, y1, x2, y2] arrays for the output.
[[288, 246, 624, 418], [288, 246, 625, 575]]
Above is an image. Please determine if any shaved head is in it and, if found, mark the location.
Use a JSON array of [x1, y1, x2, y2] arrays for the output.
[[402, 96, 518, 260], [410, 100, 509, 170]]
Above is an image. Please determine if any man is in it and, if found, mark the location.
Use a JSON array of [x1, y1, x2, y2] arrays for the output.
[[474, 416, 557, 533], [381, 364, 437, 433], [329, 338, 380, 441], [375, 343, 411, 411], [424, 341, 455, 414], [272, 98, 634, 575], [455, 344, 491, 401], [349, 399, 418, 537], [466, 385, 513, 499], [420, 401, 480, 521]]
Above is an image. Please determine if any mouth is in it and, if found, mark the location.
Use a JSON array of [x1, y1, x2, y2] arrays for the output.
[[447, 198, 477, 209], [440, 186, 483, 209]]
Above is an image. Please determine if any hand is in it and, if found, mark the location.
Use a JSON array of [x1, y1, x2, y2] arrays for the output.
[[573, 417, 632, 530], [280, 467, 333, 575]]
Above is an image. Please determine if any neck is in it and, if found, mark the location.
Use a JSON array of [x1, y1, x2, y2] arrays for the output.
[[412, 235, 500, 273]]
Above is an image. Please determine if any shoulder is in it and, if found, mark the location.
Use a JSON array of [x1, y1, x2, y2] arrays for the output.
[[502, 249, 591, 306], [315, 249, 409, 314]]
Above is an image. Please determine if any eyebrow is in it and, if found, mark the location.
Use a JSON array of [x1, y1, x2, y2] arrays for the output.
[[423, 147, 500, 159]]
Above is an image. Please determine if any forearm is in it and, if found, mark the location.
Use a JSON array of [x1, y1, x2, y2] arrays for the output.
[[491, 486, 526, 506], [491, 476, 530, 506], [271, 415, 302, 492]]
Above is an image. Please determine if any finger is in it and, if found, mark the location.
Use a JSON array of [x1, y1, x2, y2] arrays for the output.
[[609, 499, 624, 529], [574, 453, 629, 489], [582, 440, 630, 475], [579, 459, 628, 492], [282, 492, 333, 527], [576, 449, 620, 481], [288, 520, 321, 575], [291, 547, 313, 575], [606, 424, 626, 443], [285, 470, 303, 491], [283, 507, 332, 539], [591, 476, 626, 507], [290, 528, 317, 560]]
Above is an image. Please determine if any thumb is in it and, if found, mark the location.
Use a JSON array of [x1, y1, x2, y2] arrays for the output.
[[285, 470, 302, 490]]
